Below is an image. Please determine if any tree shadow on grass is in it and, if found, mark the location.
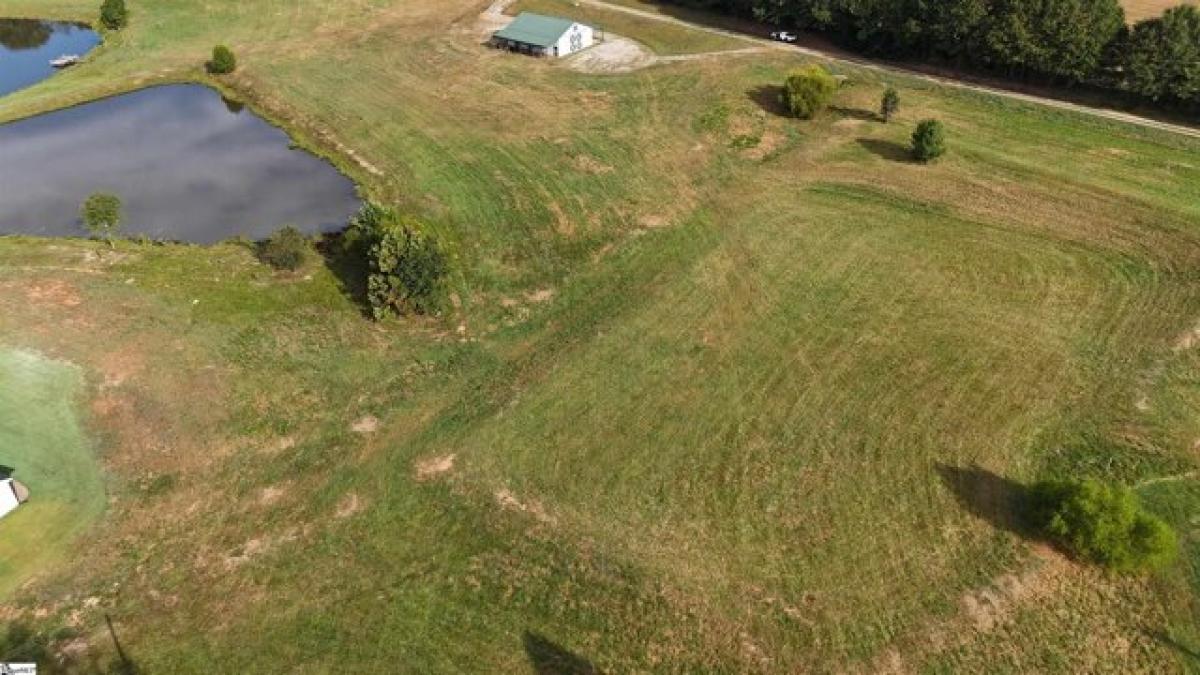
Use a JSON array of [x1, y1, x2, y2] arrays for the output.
[[746, 85, 789, 118], [857, 138, 913, 163], [316, 233, 372, 319], [936, 464, 1033, 538], [1145, 628, 1200, 664], [523, 630, 598, 675], [1, 619, 140, 674], [831, 105, 880, 122]]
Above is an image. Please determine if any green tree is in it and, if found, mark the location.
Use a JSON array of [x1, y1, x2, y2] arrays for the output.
[[347, 203, 449, 319], [81, 192, 122, 247], [208, 45, 237, 75], [99, 0, 128, 31], [977, 0, 1124, 82], [258, 225, 309, 271], [880, 86, 900, 122], [781, 64, 838, 119], [1123, 6, 1200, 105], [910, 119, 946, 162], [1028, 478, 1178, 572]]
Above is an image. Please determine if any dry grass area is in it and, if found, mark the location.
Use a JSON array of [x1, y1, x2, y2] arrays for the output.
[[0, 0, 1198, 672], [1123, 0, 1198, 21]]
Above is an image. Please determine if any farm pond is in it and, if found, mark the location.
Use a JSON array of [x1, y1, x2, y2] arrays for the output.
[[0, 84, 361, 243], [0, 18, 100, 97]]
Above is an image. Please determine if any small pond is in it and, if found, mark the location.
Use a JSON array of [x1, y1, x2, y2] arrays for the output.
[[0, 18, 101, 97], [0, 84, 362, 243]]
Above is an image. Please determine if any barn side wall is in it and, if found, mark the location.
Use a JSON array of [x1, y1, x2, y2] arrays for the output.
[[0, 483, 19, 519], [555, 23, 594, 57]]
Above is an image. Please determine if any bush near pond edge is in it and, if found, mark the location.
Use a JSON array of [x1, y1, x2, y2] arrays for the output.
[[258, 225, 309, 271], [208, 45, 237, 75], [100, 0, 127, 30], [345, 203, 449, 320]]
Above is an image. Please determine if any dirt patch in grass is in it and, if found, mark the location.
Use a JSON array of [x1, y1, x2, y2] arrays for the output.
[[1173, 319, 1200, 351], [258, 484, 289, 507], [23, 279, 82, 308], [527, 288, 555, 303], [494, 487, 556, 524], [415, 453, 457, 481], [568, 37, 657, 73], [955, 545, 1068, 634], [351, 415, 380, 434], [574, 154, 616, 175], [335, 492, 365, 518], [96, 345, 146, 389]]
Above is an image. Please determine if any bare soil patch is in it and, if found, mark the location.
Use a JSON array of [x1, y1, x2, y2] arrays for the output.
[[494, 487, 555, 524], [415, 453, 457, 481], [335, 492, 364, 518], [568, 37, 657, 73], [24, 279, 82, 308], [351, 415, 380, 434]]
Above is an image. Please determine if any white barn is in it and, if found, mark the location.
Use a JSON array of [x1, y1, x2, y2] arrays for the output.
[[492, 12, 595, 58], [0, 478, 29, 520]]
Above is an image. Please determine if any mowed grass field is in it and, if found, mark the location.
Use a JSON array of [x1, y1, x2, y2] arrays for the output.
[[0, 0, 1199, 672], [0, 349, 103, 599]]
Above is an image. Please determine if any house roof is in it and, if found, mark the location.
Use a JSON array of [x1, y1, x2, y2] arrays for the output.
[[493, 12, 578, 48]]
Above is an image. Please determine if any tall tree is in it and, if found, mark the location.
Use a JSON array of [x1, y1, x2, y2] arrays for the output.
[[1123, 5, 1200, 105], [979, 0, 1124, 82]]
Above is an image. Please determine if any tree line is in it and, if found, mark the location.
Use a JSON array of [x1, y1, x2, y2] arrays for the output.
[[670, 0, 1200, 111]]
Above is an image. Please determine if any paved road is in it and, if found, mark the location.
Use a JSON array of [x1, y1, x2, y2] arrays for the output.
[[581, 0, 1200, 140]]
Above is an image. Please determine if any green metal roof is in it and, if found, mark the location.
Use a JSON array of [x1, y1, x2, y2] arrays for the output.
[[493, 12, 577, 47]]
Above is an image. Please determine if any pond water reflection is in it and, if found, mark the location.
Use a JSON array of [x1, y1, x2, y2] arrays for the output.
[[0, 18, 100, 97], [0, 84, 362, 243]]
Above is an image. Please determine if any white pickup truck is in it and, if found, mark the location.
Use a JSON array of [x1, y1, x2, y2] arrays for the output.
[[770, 31, 798, 43]]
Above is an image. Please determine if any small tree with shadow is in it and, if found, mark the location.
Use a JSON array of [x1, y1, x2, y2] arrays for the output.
[[347, 203, 449, 319], [100, 0, 128, 30], [81, 192, 122, 247], [208, 45, 237, 75], [880, 86, 900, 122], [1028, 478, 1177, 573], [258, 225, 309, 271], [911, 119, 946, 162], [782, 64, 838, 119]]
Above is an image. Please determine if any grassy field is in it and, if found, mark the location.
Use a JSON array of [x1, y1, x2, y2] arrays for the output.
[[0, 0, 1199, 672], [1123, 0, 1198, 21], [0, 349, 104, 599]]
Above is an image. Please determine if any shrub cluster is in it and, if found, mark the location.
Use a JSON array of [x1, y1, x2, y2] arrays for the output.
[[879, 86, 899, 122], [910, 119, 946, 162], [99, 0, 127, 31], [208, 45, 237, 75], [346, 203, 449, 319], [258, 225, 309, 271], [666, 0, 1200, 111], [1027, 478, 1178, 573], [781, 64, 838, 119]]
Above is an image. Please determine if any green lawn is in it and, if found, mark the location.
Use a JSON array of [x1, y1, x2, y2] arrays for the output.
[[0, 348, 104, 597], [0, 0, 1198, 672]]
